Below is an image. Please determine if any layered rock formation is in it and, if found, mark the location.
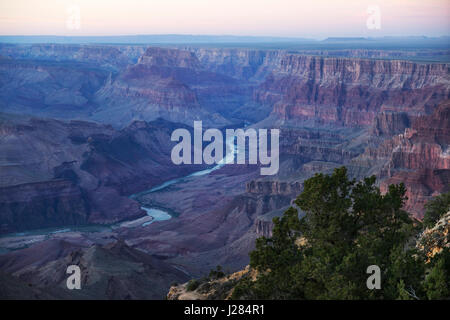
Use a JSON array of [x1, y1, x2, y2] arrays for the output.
[[255, 55, 449, 126], [371, 112, 411, 137], [0, 239, 189, 299], [0, 56, 111, 119], [167, 266, 255, 300], [189, 48, 281, 81], [0, 114, 201, 233], [246, 180, 302, 195], [3, 44, 447, 129], [92, 47, 244, 127], [0, 180, 89, 233], [0, 43, 146, 70], [1, 44, 449, 299], [358, 100, 450, 218]]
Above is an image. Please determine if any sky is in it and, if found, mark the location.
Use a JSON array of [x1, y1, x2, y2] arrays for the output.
[[0, 0, 449, 38]]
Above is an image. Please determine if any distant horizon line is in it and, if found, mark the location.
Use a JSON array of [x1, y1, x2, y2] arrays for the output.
[[0, 34, 449, 45], [0, 34, 449, 40]]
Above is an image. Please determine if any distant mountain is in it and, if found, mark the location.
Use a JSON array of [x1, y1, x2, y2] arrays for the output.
[[320, 36, 450, 49], [0, 34, 315, 45], [323, 37, 369, 42], [1, 35, 448, 51]]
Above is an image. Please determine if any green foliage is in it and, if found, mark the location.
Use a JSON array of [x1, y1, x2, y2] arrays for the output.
[[209, 265, 225, 280], [231, 277, 255, 300], [423, 192, 450, 228], [186, 279, 200, 292], [233, 167, 447, 300], [397, 280, 413, 300], [423, 248, 450, 300]]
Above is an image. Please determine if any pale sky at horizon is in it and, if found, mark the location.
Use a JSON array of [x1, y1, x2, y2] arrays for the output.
[[0, 0, 449, 38]]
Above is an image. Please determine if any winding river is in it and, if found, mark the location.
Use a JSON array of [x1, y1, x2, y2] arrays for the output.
[[1, 137, 238, 239], [131, 136, 238, 224]]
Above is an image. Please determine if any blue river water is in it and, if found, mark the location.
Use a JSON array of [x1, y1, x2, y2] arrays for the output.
[[1, 137, 239, 238]]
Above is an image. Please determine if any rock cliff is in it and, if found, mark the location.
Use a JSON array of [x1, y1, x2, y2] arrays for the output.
[[359, 100, 450, 218], [255, 55, 449, 126], [0, 115, 201, 233]]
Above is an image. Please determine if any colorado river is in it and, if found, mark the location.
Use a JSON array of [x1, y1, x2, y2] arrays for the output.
[[130, 136, 237, 198], [130, 136, 238, 223], [141, 208, 171, 226], [0, 137, 238, 239]]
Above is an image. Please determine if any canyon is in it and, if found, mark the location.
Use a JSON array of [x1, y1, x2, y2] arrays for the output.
[[0, 43, 448, 299]]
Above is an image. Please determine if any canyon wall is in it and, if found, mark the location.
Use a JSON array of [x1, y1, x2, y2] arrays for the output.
[[1, 44, 449, 296], [0, 180, 89, 233], [0, 43, 146, 69], [1, 44, 449, 236], [0, 115, 202, 233], [255, 55, 449, 126], [0, 239, 189, 299], [358, 100, 450, 218], [3, 44, 448, 129]]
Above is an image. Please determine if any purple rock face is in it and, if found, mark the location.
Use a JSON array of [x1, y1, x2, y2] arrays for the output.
[[0, 115, 202, 233], [0, 43, 449, 299]]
